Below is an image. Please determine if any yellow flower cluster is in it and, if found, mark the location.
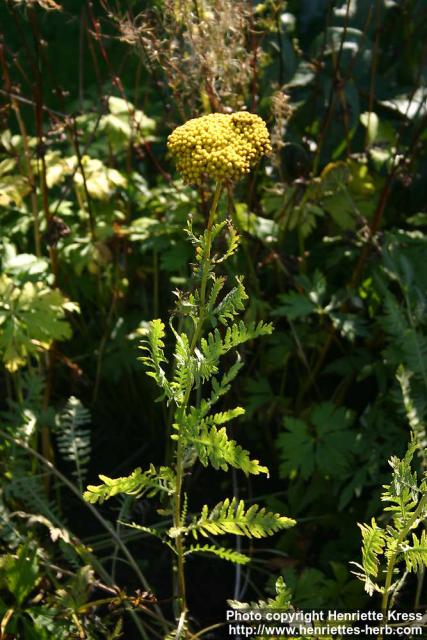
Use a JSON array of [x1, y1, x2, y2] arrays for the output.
[[167, 112, 271, 183]]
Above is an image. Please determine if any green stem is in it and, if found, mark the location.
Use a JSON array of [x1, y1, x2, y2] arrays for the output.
[[195, 181, 222, 331], [172, 182, 222, 629]]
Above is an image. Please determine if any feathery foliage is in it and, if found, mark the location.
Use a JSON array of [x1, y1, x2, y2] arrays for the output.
[[403, 530, 427, 573], [83, 464, 175, 504], [187, 497, 295, 540], [139, 319, 172, 400], [353, 440, 427, 605], [186, 543, 250, 565], [229, 576, 293, 612], [178, 405, 268, 475], [358, 519, 385, 579], [56, 397, 91, 491], [2, 3, 427, 638], [84, 180, 293, 636]]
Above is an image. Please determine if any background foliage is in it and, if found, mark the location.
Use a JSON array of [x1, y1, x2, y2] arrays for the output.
[[1, 0, 427, 637]]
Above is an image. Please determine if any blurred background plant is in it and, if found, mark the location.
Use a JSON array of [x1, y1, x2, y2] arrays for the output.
[[1, 0, 427, 637]]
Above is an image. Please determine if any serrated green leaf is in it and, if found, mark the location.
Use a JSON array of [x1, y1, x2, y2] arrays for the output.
[[186, 544, 250, 564], [187, 497, 295, 540], [83, 465, 175, 504]]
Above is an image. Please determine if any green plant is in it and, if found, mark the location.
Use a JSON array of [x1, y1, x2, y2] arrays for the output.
[[0, 274, 78, 373], [55, 396, 91, 493], [1, 1, 427, 636], [83, 114, 295, 636], [353, 440, 427, 631]]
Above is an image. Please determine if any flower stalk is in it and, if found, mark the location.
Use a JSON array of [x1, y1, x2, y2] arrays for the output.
[[82, 112, 294, 640], [173, 181, 222, 622]]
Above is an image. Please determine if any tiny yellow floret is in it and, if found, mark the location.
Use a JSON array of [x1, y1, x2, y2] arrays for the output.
[[167, 112, 271, 184]]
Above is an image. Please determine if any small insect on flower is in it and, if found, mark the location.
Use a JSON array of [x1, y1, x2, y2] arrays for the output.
[[167, 112, 272, 184]]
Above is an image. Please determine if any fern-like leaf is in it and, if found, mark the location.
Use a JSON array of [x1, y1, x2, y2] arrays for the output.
[[118, 521, 176, 552], [199, 358, 244, 418], [213, 276, 248, 326], [358, 518, 385, 577], [381, 442, 421, 528], [216, 220, 240, 263], [189, 422, 268, 477], [380, 286, 427, 388], [83, 464, 175, 504], [397, 366, 427, 456], [179, 406, 268, 475], [186, 543, 250, 564], [139, 319, 171, 399], [7, 475, 64, 533], [228, 576, 292, 611], [170, 329, 194, 404], [56, 396, 91, 491], [197, 321, 273, 382], [403, 530, 427, 573], [187, 497, 295, 540], [187, 219, 227, 280], [207, 275, 226, 314]]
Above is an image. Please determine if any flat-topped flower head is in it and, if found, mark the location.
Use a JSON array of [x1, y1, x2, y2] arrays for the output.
[[167, 112, 272, 184]]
